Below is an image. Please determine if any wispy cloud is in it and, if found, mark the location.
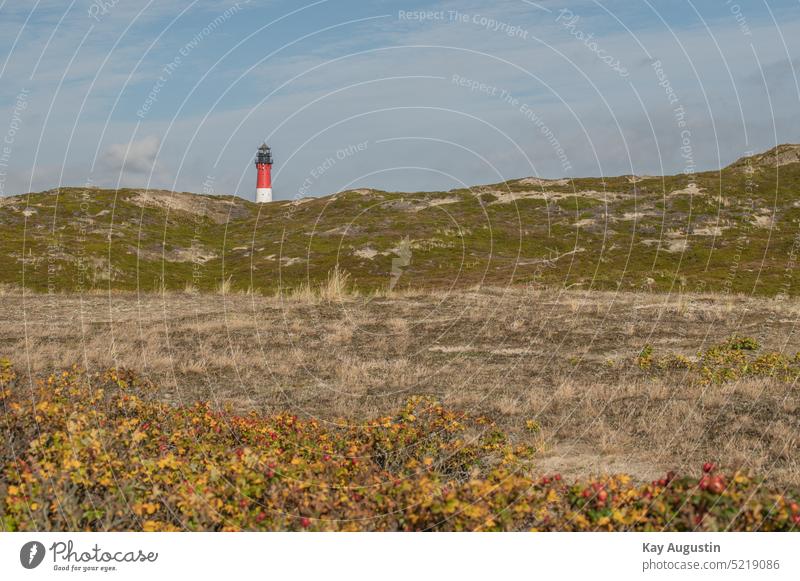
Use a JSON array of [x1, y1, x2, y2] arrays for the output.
[[100, 134, 161, 175], [0, 0, 799, 198]]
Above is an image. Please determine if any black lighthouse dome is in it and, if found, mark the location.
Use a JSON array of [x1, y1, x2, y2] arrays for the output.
[[255, 143, 273, 165]]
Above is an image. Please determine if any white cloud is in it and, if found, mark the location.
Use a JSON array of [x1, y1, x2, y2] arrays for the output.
[[99, 134, 163, 180]]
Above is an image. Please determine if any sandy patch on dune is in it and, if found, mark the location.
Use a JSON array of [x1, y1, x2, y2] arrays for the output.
[[489, 189, 628, 205], [751, 213, 774, 229], [622, 212, 646, 220], [130, 190, 239, 224], [354, 247, 379, 260], [640, 238, 690, 253], [287, 198, 314, 207], [412, 197, 461, 211], [517, 177, 569, 187], [693, 225, 725, 236], [668, 183, 703, 197], [133, 246, 217, 263], [666, 239, 689, 253]]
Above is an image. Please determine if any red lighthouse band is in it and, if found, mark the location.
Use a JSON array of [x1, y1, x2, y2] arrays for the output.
[[255, 143, 273, 203]]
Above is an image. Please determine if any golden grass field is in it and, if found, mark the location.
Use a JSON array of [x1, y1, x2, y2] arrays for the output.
[[2, 285, 798, 488]]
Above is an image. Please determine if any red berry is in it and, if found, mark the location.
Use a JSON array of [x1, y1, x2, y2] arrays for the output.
[[582, 489, 591, 498], [300, 517, 311, 528], [790, 502, 799, 514], [708, 476, 725, 494], [703, 462, 715, 473], [256, 511, 266, 522], [597, 490, 608, 503], [554, 474, 562, 481]]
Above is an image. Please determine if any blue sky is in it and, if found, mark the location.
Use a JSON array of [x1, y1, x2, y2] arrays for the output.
[[1, 0, 799, 200]]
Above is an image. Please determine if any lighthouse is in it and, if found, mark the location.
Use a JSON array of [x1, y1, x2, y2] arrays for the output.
[[255, 143, 273, 203]]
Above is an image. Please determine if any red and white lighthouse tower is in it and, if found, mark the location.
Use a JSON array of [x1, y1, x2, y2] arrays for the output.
[[255, 143, 273, 203]]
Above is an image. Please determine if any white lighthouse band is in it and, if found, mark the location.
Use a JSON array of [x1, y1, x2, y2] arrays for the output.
[[256, 187, 273, 204]]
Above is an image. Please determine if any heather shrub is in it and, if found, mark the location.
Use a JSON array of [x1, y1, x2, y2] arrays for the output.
[[1, 361, 797, 531]]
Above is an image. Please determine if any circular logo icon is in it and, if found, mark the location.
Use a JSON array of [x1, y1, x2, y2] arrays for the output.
[[20, 541, 46, 569]]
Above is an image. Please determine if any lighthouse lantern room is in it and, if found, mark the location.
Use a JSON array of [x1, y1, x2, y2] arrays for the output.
[[255, 143, 273, 203]]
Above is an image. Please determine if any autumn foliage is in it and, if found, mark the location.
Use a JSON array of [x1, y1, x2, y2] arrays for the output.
[[1, 361, 797, 531]]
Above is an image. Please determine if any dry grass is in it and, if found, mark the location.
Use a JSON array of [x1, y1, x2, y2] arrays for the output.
[[2, 287, 799, 485], [216, 276, 233, 296], [283, 265, 357, 303]]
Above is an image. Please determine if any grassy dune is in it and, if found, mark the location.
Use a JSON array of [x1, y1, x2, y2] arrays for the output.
[[3, 144, 800, 295]]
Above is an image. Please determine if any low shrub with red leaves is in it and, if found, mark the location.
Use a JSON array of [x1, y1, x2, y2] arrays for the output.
[[1, 362, 797, 531]]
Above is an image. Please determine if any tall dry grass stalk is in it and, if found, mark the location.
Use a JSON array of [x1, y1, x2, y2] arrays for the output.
[[217, 276, 233, 296], [285, 282, 315, 302], [282, 265, 356, 303], [155, 278, 168, 295], [319, 265, 354, 301]]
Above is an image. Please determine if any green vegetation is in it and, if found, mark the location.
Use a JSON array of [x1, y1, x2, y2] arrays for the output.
[[3, 145, 800, 295], [636, 335, 800, 384]]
